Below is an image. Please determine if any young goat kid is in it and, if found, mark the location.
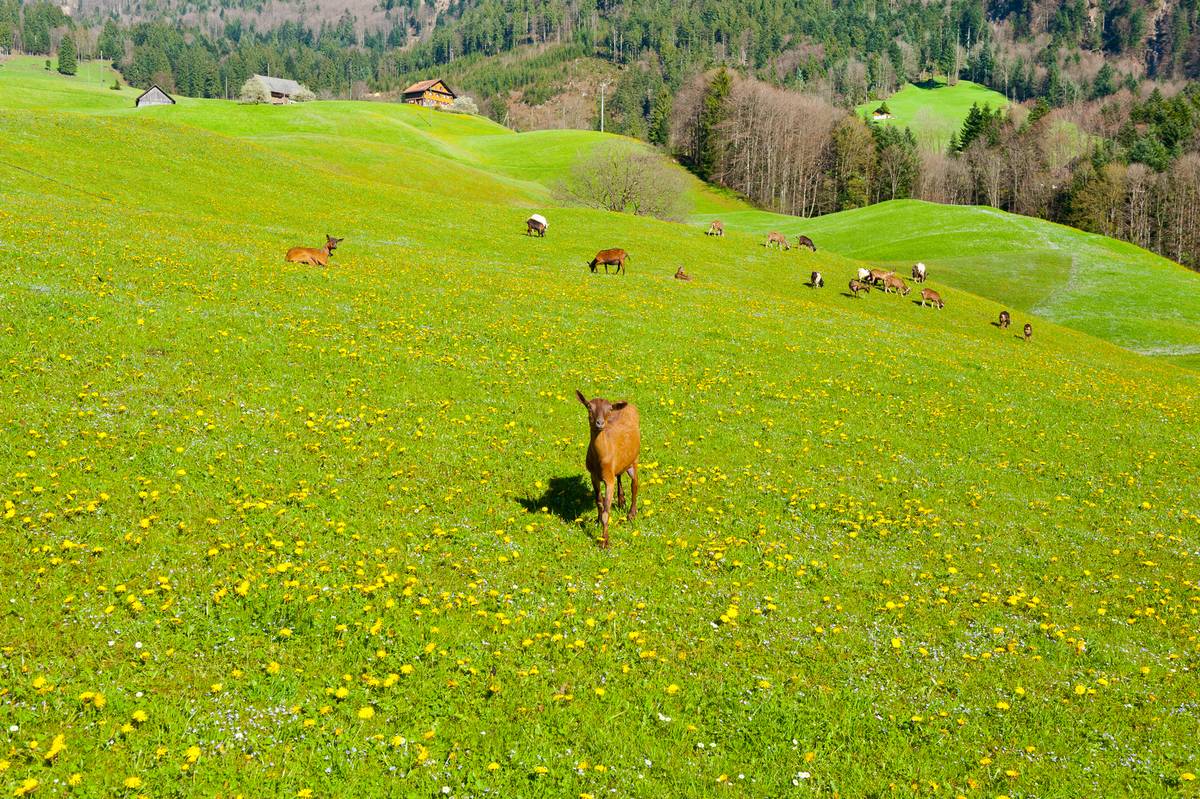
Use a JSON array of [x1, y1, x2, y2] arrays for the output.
[[576, 390, 641, 548]]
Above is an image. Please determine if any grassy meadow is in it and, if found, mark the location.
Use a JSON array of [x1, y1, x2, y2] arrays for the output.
[[2, 57, 1199, 798], [855, 80, 1011, 151], [698, 201, 1200, 370]]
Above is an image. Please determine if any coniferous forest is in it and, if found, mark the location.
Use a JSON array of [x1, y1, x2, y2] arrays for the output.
[[8, 0, 1200, 266]]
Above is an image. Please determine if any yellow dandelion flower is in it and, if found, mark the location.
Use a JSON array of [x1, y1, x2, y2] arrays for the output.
[[666, 684, 680, 695], [356, 706, 375, 720], [14, 777, 39, 797], [122, 776, 142, 789], [44, 734, 66, 762], [131, 710, 148, 724]]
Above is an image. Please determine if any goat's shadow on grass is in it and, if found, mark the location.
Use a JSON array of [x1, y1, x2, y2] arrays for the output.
[[517, 475, 594, 523], [990, 321, 1003, 328], [840, 292, 865, 299]]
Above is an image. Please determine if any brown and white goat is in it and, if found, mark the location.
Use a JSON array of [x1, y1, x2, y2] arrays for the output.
[[576, 390, 641, 548], [810, 271, 824, 288], [707, 220, 725, 237], [999, 310, 1011, 329], [765, 231, 790, 250], [1024, 323, 1032, 342]]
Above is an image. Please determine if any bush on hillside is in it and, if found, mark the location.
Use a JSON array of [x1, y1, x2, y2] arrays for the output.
[[239, 77, 269, 104], [294, 85, 315, 102], [557, 141, 688, 221], [445, 95, 479, 115]]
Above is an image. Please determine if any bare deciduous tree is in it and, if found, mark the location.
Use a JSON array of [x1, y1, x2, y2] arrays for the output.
[[558, 142, 688, 221]]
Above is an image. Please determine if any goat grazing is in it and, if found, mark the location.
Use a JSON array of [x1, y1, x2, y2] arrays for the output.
[[912, 262, 927, 282], [706, 220, 724, 237], [856, 267, 872, 282], [765, 231, 790, 250], [795, 235, 817, 251], [999, 310, 1011, 329], [285, 234, 343, 267], [848, 278, 870, 298], [1024, 323, 1032, 342], [526, 214, 548, 237], [674, 266, 693, 281], [589, 249, 629, 275], [576, 390, 641, 549], [883, 274, 911, 296], [919, 288, 944, 308], [810, 271, 824, 288]]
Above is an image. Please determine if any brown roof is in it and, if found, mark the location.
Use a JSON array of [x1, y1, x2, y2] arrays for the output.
[[402, 79, 455, 96]]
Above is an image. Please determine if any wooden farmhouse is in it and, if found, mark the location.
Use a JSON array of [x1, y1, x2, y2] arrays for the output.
[[401, 78, 457, 108], [135, 85, 175, 108], [251, 74, 303, 104]]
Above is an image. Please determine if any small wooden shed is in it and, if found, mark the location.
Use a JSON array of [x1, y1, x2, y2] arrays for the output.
[[401, 78, 457, 108], [135, 85, 175, 108]]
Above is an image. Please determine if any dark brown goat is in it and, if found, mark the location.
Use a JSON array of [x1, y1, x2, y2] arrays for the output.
[[576, 390, 641, 548], [848, 278, 871, 298], [1024, 323, 1032, 342], [999, 310, 1011, 329], [674, 266, 693, 281], [795, 235, 817, 251]]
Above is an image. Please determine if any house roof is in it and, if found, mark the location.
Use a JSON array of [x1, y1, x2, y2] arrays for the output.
[[253, 74, 302, 95], [134, 84, 175, 105], [402, 78, 455, 96]]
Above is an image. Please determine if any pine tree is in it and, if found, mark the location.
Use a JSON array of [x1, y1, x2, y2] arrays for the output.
[[57, 35, 77, 76], [648, 89, 672, 147], [695, 67, 731, 180]]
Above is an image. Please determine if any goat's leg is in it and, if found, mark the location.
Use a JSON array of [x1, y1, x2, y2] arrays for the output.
[[591, 474, 602, 517], [600, 477, 614, 548], [616, 473, 625, 510], [626, 464, 638, 520]]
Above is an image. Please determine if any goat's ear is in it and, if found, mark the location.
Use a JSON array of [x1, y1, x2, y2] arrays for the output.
[[575, 389, 589, 407], [611, 401, 628, 411]]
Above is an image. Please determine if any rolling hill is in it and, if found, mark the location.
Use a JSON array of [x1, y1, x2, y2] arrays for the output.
[[2, 58, 1199, 799], [855, 79, 1012, 151], [698, 201, 1200, 369]]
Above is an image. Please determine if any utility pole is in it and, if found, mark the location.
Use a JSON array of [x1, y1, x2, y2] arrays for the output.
[[599, 79, 610, 133]]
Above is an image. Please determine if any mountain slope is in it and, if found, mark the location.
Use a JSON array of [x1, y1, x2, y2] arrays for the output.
[[697, 200, 1200, 368], [2, 63, 1200, 799]]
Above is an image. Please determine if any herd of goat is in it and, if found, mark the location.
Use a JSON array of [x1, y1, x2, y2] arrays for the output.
[[282, 218, 1035, 547]]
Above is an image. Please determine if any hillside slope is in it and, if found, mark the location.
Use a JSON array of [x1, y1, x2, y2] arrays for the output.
[[700, 200, 1200, 369], [2, 64, 1200, 799]]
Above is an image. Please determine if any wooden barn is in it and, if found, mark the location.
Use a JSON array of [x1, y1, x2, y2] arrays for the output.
[[251, 74, 303, 104], [135, 85, 175, 108], [401, 78, 457, 108]]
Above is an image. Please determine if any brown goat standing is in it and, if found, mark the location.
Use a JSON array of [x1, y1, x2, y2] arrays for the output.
[[919, 288, 944, 308], [795, 235, 817, 251], [765, 231, 790, 250], [589, 248, 629, 274], [285, 234, 343, 267], [576, 390, 640, 549]]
